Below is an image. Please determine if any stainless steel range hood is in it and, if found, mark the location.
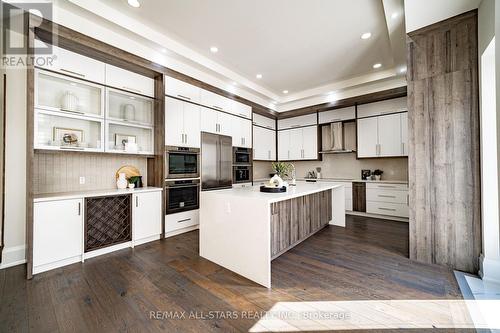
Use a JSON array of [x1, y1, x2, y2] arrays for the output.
[[320, 122, 356, 154]]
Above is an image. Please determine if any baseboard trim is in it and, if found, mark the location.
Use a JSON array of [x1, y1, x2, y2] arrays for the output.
[[164, 225, 199, 238], [0, 244, 26, 269], [479, 254, 500, 284], [346, 211, 409, 223]]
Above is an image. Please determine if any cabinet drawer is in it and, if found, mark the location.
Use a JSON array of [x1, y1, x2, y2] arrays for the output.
[[366, 188, 408, 204], [253, 113, 276, 129], [37, 45, 106, 84], [366, 182, 408, 191], [278, 114, 317, 130], [366, 201, 409, 218], [165, 210, 199, 233], [319, 106, 355, 124], [165, 76, 201, 103], [105, 64, 155, 97], [357, 97, 407, 118]]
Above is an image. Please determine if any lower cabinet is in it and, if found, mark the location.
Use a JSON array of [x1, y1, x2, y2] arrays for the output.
[[365, 183, 409, 218], [133, 191, 162, 245], [32, 189, 163, 275], [33, 199, 83, 274], [165, 209, 199, 237]]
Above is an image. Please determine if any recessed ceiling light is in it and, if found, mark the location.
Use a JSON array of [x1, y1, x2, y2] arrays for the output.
[[361, 32, 372, 40], [256, 74, 263, 79], [373, 63, 382, 69], [210, 46, 218, 53], [161, 48, 167, 53], [232, 82, 238, 86], [283, 90, 288, 94], [391, 12, 399, 19], [127, 0, 140, 8]]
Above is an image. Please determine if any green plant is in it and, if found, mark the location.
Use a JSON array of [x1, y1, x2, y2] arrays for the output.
[[272, 162, 293, 178], [128, 176, 141, 184], [373, 169, 383, 176]]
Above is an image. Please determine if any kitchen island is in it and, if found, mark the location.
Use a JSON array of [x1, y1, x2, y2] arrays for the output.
[[200, 182, 345, 288]]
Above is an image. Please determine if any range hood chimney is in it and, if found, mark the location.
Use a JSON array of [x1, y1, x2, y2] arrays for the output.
[[320, 121, 356, 154]]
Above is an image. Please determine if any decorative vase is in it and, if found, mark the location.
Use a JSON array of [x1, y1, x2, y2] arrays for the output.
[[128, 183, 135, 189], [375, 175, 381, 181], [269, 174, 284, 188], [61, 91, 79, 111], [122, 104, 135, 121], [116, 173, 128, 189]]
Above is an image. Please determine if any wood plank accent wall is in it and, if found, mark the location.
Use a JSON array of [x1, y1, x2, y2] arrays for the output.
[[270, 190, 332, 259], [407, 10, 481, 273]]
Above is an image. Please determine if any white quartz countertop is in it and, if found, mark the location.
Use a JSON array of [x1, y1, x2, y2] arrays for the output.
[[254, 178, 408, 185], [34, 187, 163, 203], [201, 182, 343, 203]]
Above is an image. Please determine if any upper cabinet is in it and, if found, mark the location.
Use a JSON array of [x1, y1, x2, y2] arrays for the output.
[[278, 114, 317, 130], [357, 97, 407, 118], [319, 106, 355, 124], [232, 100, 252, 119], [105, 64, 155, 97], [201, 90, 233, 114], [253, 126, 276, 161], [253, 113, 276, 130], [278, 125, 318, 161], [165, 76, 201, 104], [200, 107, 232, 136], [165, 97, 201, 148], [231, 117, 252, 148], [37, 44, 106, 84], [106, 88, 154, 126], [357, 112, 408, 158]]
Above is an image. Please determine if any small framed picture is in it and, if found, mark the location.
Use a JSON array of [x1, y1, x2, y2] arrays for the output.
[[114, 133, 136, 148], [53, 127, 84, 146]]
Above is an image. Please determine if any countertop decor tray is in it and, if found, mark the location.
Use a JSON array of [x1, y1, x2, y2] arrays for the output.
[[260, 186, 287, 193]]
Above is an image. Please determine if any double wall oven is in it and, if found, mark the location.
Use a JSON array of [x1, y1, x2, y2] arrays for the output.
[[165, 146, 200, 215], [232, 147, 253, 184]]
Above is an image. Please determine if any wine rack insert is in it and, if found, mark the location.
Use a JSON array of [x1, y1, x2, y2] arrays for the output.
[[85, 194, 132, 252]]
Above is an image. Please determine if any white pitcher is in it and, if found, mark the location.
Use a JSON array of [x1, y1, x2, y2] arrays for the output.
[[116, 173, 128, 189]]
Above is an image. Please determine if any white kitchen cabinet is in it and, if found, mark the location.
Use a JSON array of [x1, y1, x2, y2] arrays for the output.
[[201, 90, 232, 113], [232, 101, 252, 119], [253, 126, 276, 161], [133, 191, 162, 245], [201, 107, 232, 136], [38, 45, 106, 84], [357, 97, 407, 118], [105, 64, 155, 97], [278, 130, 291, 160], [357, 112, 407, 158], [165, 97, 201, 148], [232, 116, 252, 148], [378, 113, 402, 157], [165, 209, 199, 236], [301, 126, 318, 159], [278, 126, 318, 160], [33, 199, 83, 274], [278, 114, 317, 130], [253, 113, 276, 130], [357, 117, 378, 157], [319, 106, 355, 124], [165, 76, 201, 104], [366, 182, 409, 218], [401, 112, 408, 156]]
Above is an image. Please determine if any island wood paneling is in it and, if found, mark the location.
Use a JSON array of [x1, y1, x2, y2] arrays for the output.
[[407, 10, 481, 273], [271, 190, 332, 258]]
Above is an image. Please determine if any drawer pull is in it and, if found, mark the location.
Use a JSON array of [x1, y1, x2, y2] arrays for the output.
[[378, 195, 396, 198], [378, 207, 397, 211], [177, 94, 191, 100], [377, 185, 397, 188], [212, 105, 223, 110], [60, 68, 85, 77], [178, 218, 191, 223], [239, 113, 247, 118]]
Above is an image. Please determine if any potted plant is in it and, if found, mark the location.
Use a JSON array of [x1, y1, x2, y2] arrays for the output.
[[373, 169, 383, 181], [271, 162, 293, 179]]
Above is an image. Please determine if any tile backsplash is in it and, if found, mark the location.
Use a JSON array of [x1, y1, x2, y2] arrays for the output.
[[33, 152, 148, 194], [253, 154, 408, 181]]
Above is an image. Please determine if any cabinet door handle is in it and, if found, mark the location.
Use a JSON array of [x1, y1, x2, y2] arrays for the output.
[[122, 86, 142, 94], [290, 125, 300, 128], [407, 194, 409, 205], [239, 113, 247, 118], [136, 196, 138, 207], [178, 218, 191, 223], [60, 68, 85, 78], [213, 105, 223, 110], [78, 202, 81, 216], [268, 150, 271, 159], [378, 195, 396, 198], [185, 133, 188, 143], [177, 94, 191, 101], [378, 185, 397, 188]]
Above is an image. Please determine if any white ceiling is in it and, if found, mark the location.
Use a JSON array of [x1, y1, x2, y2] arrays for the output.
[[96, 0, 404, 99]]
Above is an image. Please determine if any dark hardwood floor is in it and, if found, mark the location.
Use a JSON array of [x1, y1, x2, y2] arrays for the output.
[[0, 216, 472, 333]]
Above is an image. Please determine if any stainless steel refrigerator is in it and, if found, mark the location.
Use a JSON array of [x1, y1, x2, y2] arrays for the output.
[[201, 132, 233, 191]]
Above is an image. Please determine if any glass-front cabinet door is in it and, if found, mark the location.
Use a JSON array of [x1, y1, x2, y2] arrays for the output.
[[106, 88, 154, 126], [35, 69, 104, 118], [34, 109, 104, 152], [106, 121, 154, 155]]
